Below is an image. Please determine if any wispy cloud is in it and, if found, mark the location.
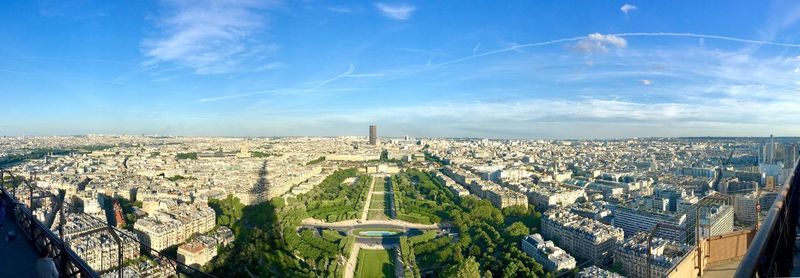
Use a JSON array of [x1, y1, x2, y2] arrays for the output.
[[380, 32, 800, 83], [142, 0, 277, 74], [395, 47, 450, 57], [347, 73, 385, 78], [374, 3, 416, 20], [615, 32, 800, 47], [308, 89, 800, 138], [193, 63, 386, 103], [256, 62, 283, 71], [620, 4, 637, 14], [194, 87, 368, 103], [310, 63, 355, 90], [573, 33, 628, 53]]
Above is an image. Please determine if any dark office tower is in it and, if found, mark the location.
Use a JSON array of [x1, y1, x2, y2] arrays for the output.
[[369, 125, 378, 145]]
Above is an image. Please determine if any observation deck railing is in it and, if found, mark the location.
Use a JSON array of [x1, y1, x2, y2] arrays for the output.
[[0, 169, 215, 278], [734, 157, 800, 277]]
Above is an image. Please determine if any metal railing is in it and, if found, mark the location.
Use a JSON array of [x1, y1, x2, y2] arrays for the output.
[[734, 157, 800, 278], [1, 171, 98, 277], [1, 169, 216, 278]]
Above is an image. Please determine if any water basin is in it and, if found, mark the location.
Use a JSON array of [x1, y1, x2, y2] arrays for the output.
[[356, 230, 401, 237]]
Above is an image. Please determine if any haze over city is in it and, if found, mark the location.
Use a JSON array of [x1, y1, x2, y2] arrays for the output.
[[2, 0, 800, 138]]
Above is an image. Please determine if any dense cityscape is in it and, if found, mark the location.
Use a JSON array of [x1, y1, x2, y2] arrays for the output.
[[1, 129, 797, 277], [3, 1, 800, 277]]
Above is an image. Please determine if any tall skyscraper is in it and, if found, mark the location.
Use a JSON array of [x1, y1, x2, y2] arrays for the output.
[[369, 125, 378, 145]]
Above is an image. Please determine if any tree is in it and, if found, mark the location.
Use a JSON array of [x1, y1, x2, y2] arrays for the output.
[[532, 211, 542, 230], [271, 197, 285, 209], [454, 246, 464, 262], [209, 195, 244, 227], [502, 262, 519, 278], [501, 205, 528, 218], [504, 221, 530, 241], [444, 257, 481, 278]]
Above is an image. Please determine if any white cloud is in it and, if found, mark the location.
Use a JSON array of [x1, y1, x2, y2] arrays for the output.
[[257, 62, 283, 71], [308, 91, 800, 138], [573, 33, 628, 53], [306, 47, 800, 138], [374, 3, 416, 20], [142, 0, 276, 74], [620, 4, 637, 14]]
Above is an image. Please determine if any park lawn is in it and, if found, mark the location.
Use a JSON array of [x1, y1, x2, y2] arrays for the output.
[[370, 195, 386, 210], [368, 210, 390, 220], [355, 249, 397, 278]]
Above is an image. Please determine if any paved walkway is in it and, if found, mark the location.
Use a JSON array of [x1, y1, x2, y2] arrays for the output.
[[393, 247, 405, 278], [702, 258, 742, 278], [0, 209, 39, 278], [343, 244, 360, 278], [360, 176, 377, 221]]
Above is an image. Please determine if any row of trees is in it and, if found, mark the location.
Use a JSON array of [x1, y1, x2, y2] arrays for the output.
[[207, 194, 353, 277], [399, 236, 421, 278], [391, 171, 451, 224], [207, 195, 244, 227], [398, 169, 548, 278], [251, 151, 279, 157], [203, 199, 312, 277], [175, 152, 197, 160], [204, 168, 548, 278], [306, 156, 326, 165], [0, 148, 71, 168], [202, 170, 374, 276], [278, 170, 359, 277], [304, 168, 370, 222]]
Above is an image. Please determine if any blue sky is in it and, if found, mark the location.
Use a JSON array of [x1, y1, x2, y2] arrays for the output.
[[1, 0, 800, 138]]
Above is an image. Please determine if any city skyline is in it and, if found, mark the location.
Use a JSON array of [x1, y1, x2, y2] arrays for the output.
[[2, 1, 800, 138], [2, 134, 793, 277]]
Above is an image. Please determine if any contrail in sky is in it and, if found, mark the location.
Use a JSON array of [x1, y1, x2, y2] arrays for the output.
[[309, 63, 355, 90], [383, 32, 800, 82]]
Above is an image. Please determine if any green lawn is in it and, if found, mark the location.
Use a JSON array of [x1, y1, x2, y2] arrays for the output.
[[366, 177, 396, 221], [368, 210, 390, 220], [370, 195, 386, 210], [356, 249, 397, 278]]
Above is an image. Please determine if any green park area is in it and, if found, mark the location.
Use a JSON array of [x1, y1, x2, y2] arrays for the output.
[[367, 180, 392, 220], [370, 194, 386, 210], [201, 167, 550, 278], [356, 249, 397, 278], [391, 170, 447, 224], [305, 169, 371, 222]]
